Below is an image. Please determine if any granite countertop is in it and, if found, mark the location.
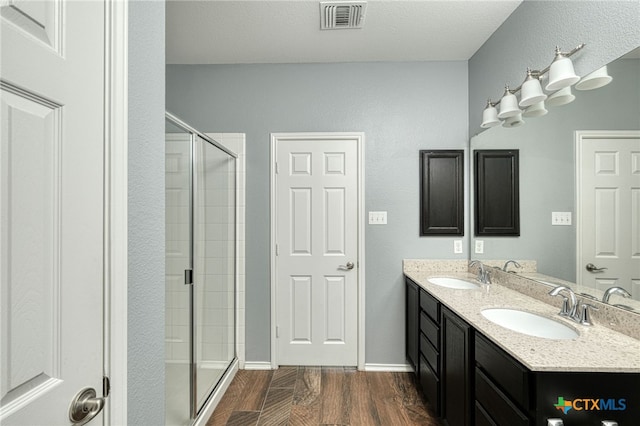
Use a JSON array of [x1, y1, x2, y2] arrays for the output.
[[405, 270, 640, 373]]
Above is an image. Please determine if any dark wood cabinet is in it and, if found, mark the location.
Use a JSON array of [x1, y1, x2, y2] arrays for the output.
[[405, 276, 640, 426], [441, 306, 473, 426], [406, 278, 419, 372]]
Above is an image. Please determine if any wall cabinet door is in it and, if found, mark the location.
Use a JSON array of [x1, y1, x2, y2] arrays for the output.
[[441, 306, 473, 426]]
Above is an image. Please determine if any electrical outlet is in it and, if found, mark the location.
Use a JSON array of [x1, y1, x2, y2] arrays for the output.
[[368, 211, 387, 225], [454, 240, 463, 254], [552, 212, 572, 226], [475, 240, 484, 254]]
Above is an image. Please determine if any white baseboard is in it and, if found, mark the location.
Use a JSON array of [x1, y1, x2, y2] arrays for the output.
[[364, 363, 413, 372], [193, 358, 239, 426], [243, 361, 274, 370]]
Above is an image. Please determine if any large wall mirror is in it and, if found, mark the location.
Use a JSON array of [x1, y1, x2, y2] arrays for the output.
[[470, 47, 640, 313]]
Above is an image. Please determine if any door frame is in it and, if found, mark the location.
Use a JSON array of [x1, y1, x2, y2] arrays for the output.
[[269, 132, 365, 370], [104, 0, 129, 423], [575, 130, 640, 284]]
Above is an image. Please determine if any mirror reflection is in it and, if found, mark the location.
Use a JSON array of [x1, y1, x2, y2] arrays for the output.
[[470, 47, 640, 312]]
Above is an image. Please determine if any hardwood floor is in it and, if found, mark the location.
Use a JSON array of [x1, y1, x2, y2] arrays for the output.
[[206, 367, 442, 426]]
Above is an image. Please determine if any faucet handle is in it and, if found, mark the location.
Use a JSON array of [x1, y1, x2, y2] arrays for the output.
[[557, 295, 571, 316], [579, 303, 599, 326]]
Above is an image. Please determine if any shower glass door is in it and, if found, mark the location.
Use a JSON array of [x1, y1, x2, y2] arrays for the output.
[[193, 136, 236, 411], [165, 114, 237, 425], [165, 119, 193, 426]]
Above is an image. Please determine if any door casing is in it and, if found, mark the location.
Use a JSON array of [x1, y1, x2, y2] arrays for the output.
[[269, 132, 365, 370]]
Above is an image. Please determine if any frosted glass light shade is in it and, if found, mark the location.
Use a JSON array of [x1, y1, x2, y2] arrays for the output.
[[546, 86, 575, 107], [523, 101, 548, 118], [502, 113, 524, 128], [546, 55, 580, 91], [497, 90, 521, 119], [519, 77, 547, 107], [575, 65, 612, 90], [481, 105, 500, 128]]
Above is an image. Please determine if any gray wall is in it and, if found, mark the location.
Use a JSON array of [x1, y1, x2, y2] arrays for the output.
[[469, 0, 640, 137], [471, 57, 640, 281], [166, 62, 469, 363], [128, 1, 165, 424]]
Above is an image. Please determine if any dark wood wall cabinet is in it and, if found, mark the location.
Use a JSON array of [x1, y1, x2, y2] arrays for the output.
[[474, 149, 520, 236], [405, 277, 640, 426], [420, 150, 464, 236]]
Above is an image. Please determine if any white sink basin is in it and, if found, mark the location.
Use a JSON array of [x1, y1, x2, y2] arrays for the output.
[[481, 308, 578, 340], [427, 277, 480, 290]]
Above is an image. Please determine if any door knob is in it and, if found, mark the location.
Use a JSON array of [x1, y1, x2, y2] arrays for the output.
[[69, 387, 106, 424], [338, 262, 354, 271], [585, 263, 607, 273]]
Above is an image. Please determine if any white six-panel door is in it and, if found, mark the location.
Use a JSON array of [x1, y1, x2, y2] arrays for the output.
[[1, 1, 106, 424], [577, 131, 640, 299], [273, 134, 361, 366]]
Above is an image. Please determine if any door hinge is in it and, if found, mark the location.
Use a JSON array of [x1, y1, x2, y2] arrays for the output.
[[276, 326, 279, 338], [276, 244, 279, 256], [103, 376, 111, 398], [275, 162, 279, 174], [184, 269, 193, 285]]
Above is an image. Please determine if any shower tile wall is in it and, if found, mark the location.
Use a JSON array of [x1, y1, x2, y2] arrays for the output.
[[206, 133, 246, 368]]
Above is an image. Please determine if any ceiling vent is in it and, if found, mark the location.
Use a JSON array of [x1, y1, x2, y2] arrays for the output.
[[320, 1, 367, 30]]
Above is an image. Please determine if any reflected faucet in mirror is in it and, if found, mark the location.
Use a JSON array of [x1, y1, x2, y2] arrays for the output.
[[602, 287, 632, 304], [502, 260, 522, 273]]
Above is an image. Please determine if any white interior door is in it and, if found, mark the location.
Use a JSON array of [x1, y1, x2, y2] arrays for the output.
[[1, 1, 106, 424], [274, 133, 361, 366], [577, 131, 640, 299]]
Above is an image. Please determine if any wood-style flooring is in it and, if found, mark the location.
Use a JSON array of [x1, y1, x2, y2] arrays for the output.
[[206, 366, 442, 426]]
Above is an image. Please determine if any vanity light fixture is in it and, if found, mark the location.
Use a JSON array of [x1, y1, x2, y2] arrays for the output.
[[546, 46, 581, 91], [502, 113, 524, 128], [497, 85, 521, 119], [519, 68, 547, 107], [479, 44, 585, 129], [575, 65, 613, 90], [546, 86, 575, 107], [481, 99, 501, 128], [523, 101, 548, 117]]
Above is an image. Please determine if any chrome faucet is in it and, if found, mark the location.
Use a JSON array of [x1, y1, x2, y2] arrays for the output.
[[469, 260, 491, 284], [549, 285, 598, 325], [602, 286, 631, 303], [548, 286, 578, 319], [502, 260, 522, 273]]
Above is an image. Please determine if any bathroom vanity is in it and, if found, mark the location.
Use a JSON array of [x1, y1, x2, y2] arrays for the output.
[[405, 270, 640, 426]]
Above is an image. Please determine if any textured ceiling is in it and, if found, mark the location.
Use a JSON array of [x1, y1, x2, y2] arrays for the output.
[[166, 0, 523, 64]]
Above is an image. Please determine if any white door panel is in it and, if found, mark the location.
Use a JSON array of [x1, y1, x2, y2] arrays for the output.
[[275, 135, 360, 366], [578, 132, 640, 299], [1, 0, 105, 424]]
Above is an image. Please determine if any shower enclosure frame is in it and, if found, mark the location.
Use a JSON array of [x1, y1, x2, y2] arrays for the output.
[[165, 112, 238, 422]]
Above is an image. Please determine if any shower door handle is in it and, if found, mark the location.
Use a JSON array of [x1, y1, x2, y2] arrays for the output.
[[338, 262, 355, 271]]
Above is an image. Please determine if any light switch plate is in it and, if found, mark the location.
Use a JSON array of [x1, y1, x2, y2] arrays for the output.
[[454, 240, 463, 254], [475, 240, 484, 254], [368, 211, 387, 225], [552, 211, 572, 226]]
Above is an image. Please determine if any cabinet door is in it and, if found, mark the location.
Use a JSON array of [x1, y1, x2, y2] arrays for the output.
[[441, 306, 473, 426], [406, 278, 419, 372]]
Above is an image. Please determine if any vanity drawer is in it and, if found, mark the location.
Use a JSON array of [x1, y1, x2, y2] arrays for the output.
[[474, 401, 497, 426], [419, 355, 440, 415], [420, 332, 439, 375], [420, 311, 439, 349], [475, 368, 530, 426], [419, 289, 439, 323], [475, 333, 530, 410]]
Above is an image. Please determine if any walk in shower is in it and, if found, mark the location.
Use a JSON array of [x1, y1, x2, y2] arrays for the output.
[[165, 113, 237, 425]]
